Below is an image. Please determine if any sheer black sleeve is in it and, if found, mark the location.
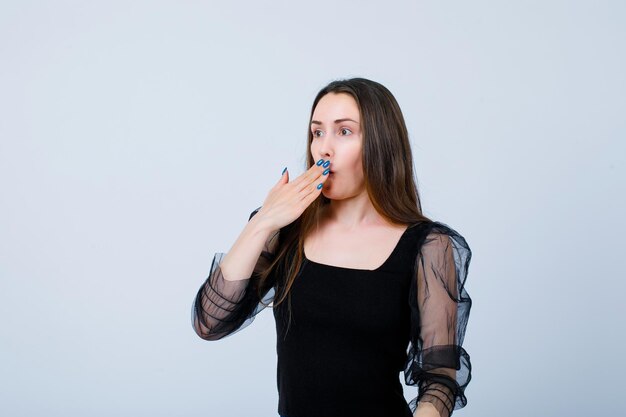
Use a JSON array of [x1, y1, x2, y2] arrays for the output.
[[191, 207, 278, 341], [404, 221, 472, 417]]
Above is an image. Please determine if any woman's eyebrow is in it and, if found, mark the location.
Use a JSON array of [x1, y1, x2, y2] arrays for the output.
[[310, 118, 360, 125]]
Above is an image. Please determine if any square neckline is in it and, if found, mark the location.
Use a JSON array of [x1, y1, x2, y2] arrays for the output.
[[302, 224, 413, 272]]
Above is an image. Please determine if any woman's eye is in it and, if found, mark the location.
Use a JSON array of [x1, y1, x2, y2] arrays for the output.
[[340, 128, 352, 135], [312, 130, 323, 138]]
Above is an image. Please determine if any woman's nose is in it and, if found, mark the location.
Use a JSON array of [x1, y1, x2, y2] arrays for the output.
[[317, 137, 334, 158]]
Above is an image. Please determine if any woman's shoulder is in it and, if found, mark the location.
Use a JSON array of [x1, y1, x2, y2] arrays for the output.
[[407, 218, 471, 254], [407, 218, 465, 236]]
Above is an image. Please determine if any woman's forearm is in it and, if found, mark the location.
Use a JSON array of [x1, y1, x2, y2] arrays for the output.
[[414, 401, 441, 417]]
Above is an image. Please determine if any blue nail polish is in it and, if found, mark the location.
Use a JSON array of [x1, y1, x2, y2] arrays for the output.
[[322, 160, 330, 168], [282, 167, 287, 175], [323, 168, 330, 175], [317, 183, 323, 189], [316, 159, 324, 166]]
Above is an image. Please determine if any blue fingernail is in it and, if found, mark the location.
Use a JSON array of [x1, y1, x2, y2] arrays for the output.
[[282, 167, 287, 175], [316, 159, 324, 166], [322, 160, 330, 168], [317, 183, 323, 189], [323, 168, 330, 175]]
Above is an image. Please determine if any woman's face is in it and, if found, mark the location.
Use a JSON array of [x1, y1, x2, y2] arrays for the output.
[[310, 92, 365, 200]]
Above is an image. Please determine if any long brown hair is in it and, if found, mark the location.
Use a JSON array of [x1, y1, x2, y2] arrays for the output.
[[256, 77, 432, 326]]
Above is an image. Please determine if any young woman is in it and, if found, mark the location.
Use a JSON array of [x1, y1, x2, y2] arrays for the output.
[[192, 78, 473, 417]]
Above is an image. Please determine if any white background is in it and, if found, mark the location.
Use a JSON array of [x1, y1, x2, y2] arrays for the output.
[[1, 1, 624, 416]]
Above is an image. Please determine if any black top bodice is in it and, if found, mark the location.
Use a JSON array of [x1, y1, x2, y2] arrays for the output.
[[273, 222, 431, 417]]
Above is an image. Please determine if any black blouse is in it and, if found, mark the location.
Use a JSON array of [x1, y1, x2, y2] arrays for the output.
[[192, 207, 473, 417]]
